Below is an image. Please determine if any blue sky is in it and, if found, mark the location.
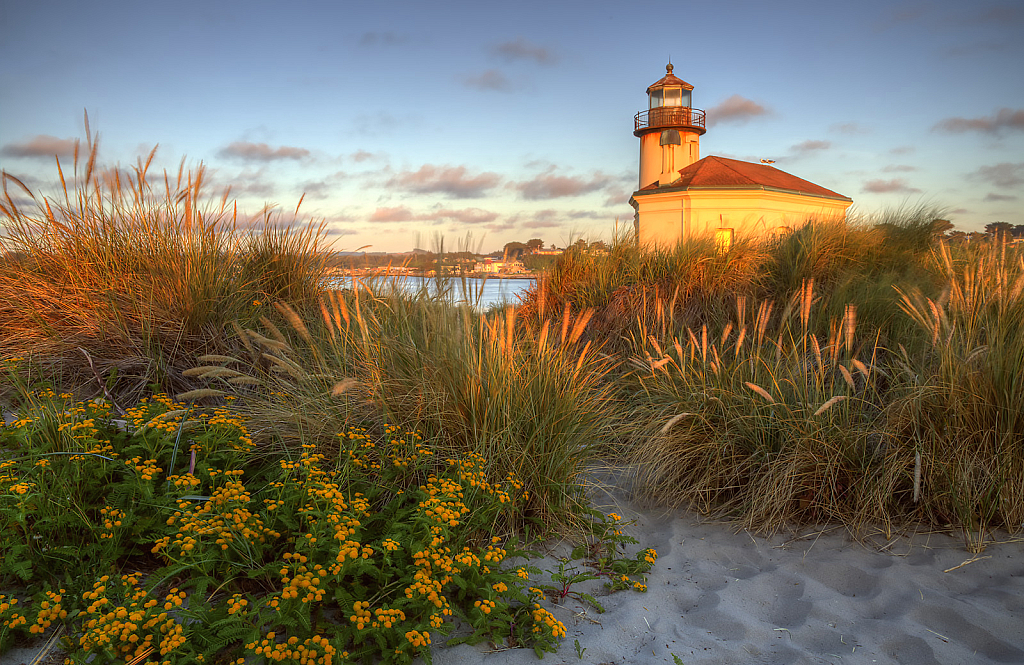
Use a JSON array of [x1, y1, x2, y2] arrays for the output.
[[1, 0, 1022, 253]]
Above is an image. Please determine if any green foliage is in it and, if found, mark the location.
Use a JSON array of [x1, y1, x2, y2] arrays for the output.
[[0, 393, 657, 663]]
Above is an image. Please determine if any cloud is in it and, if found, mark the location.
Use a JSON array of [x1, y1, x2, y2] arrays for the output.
[[463, 69, 511, 91], [369, 206, 414, 223], [368, 206, 498, 224], [2, 135, 78, 160], [298, 173, 345, 199], [512, 170, 615, 200], [882, 164, 918, 173], [972, 5, 1024, 25], [706, 95, 770, 127], [984, 192, 1018, 202], [493, 38, 556, 65], [890, 146, 915, 155], [358, 32, 406, 47], [971, 162, 1024, 188], [932, 108, 1024, 135], [790, 140, 832, 156], [830, 122, 869, 135], [862, 178, 922, 194], [218, 141, 310, 162], [386, 164, 501, 198], [350, 150, 380, 163]]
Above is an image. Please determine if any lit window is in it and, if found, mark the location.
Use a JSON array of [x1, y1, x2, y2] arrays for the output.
[[715, 227, 734, 252]]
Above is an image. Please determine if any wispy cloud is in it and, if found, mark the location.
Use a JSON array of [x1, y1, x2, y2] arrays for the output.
[[862, 178, 922, 194], [386, 164, 501, 198], [368, 206, 498, 224], [933, 108, 1024, 135], [350, 150, 381, 163], [829, 122, 869, 135], [984, 192, 1018, 202], [706, 95, 771, 127], [512, 170, 615, 200], [890, 146, 915, 155], [218, 141, 310, 162], [493, 38, 556, 65], [1, 135, 77, 160], [971, 162, 1024, 188], [298, 172, 346, 199], [358, 32, 407, 47], [462, 69, 512, 91], [789, 140, 831, 156], [882, 164, 917, 173]]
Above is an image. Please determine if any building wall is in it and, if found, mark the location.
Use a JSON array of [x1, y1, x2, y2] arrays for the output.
[[634, 188, 852, 248]]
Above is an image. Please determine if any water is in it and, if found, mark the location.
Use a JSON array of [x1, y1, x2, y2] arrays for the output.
[[327, 276, 535, 310]]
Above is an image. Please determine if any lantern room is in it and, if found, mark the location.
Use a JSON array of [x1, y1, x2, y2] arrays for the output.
[[634, 64, 706, 190]]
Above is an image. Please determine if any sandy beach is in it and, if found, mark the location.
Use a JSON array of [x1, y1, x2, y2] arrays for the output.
[[432, 472, 1024, 665]]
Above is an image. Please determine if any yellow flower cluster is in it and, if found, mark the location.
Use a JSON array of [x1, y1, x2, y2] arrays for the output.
[[418, 476, 470, 527], [125, 456, 163, 482], [226, 594, 249, 616], [404, 630, 431, 648], [445, 453, 528, 503], [204, 407, 254, 452], [167, 473, 201, 490], [29, 590, 67, 634], [381, 538, 400, 552], [473, 599, 496, 615], [246, 633, 338, 664], [7, 481, 32, 495], [0, 595, 27, 630], [76, 576, 187, 662], [99, 505, 125, 539], [643, 548, 658, 565], [279, 553, 327, 604], [152, 475, 280, 557], [482, 543, 507, 564], [125, 394, 187, 433], [530, 604, 567, 638], [373, 607, 406, 629], [349, 601, 372, 630]]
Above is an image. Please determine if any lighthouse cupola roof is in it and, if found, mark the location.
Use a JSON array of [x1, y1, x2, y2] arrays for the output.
[[646, 63, 694, 94]]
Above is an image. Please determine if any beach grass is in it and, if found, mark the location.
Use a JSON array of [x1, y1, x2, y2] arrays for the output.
[[3, 150, 1022, 661]]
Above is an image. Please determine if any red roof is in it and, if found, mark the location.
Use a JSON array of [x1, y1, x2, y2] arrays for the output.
[[637, 156, 851, 201]]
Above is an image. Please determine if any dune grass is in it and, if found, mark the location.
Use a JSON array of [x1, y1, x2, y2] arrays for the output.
[[182, 279, 619, 533], [0, 145, 327, 403], [613, 229, 1024, 546]]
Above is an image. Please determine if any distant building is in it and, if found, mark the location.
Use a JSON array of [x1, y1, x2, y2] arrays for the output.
[[629, 65, 853, 249]]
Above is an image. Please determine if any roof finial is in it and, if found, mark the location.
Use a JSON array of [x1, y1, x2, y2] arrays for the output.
[[666, 59, 673, 75]]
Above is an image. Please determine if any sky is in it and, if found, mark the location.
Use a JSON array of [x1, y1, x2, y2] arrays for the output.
[[1, 0, 1022, 253]]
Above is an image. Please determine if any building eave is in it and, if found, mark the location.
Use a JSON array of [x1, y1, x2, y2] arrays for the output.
[[632, 184, 853, 204]]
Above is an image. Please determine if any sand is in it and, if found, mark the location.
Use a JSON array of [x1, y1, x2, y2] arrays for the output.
[[433, 472, 1024, 665], [3, 463, 1022, 665]]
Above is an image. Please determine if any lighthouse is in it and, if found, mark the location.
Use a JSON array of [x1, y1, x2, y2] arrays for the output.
[[630, 64, 853, 249], [634, 63, 706, 190]]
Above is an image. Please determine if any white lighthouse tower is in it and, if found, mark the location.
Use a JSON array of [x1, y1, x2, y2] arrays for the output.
[[634, 63, 706, 189]]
